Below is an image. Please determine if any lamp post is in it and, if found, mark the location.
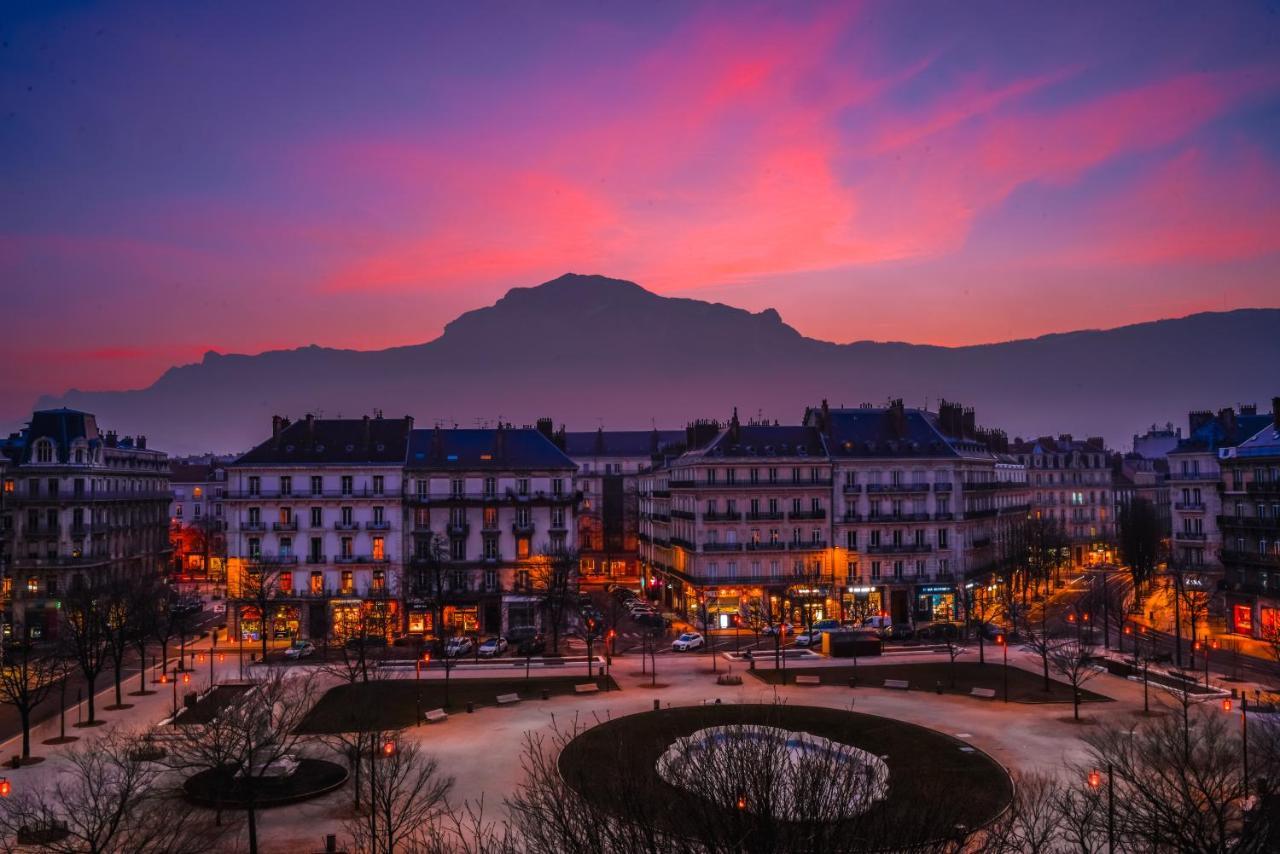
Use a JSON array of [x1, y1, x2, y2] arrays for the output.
[[996, 633, 1008, 703], [1226, 696, 1249, 801], [1088, 764, 1115, 854]]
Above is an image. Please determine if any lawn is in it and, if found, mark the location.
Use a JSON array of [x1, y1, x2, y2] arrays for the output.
[[173, 684, 252, 725], [750, 660, 1111, 703], [297, 674, 619, 733], [558, 703, 1013, 850]]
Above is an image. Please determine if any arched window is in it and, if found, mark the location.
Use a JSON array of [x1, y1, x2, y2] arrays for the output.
[[34, 439, 54, 464]]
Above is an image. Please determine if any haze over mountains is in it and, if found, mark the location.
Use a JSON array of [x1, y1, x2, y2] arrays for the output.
[[29, 274, 1280, 456]]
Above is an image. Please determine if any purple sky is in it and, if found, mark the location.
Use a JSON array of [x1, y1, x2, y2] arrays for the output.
[[2, 1, 1278, 423]]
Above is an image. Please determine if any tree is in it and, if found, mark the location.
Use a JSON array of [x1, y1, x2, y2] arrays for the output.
[[1117, 496, 1162, 602], [59, 584, 110, 726], [532, 549, 578, 655], [0, 730, 229, 853], [1178, 579, 1211, 670], [978, 773, 1067, 854], [1024, 515, 1069, 600], [235, 563, 288, 662], [128, 580, 162, 695], [167, 668, 317, 854], [343, 732, 455, 854], [1048, 635, 1099, 722], [0, 628, 67, 759], [100, 581, 136, 709]]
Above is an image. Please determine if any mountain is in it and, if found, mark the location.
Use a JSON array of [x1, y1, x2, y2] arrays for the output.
[[31, 273, 1280, 455]]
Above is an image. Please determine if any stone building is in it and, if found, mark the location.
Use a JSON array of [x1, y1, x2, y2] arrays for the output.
[[225, 414, 414, 643], [0, 408, 171, 640], [1009, 434, 1115, 567], [168, 456, 231, 588], [1218, 398, 1280, 639]]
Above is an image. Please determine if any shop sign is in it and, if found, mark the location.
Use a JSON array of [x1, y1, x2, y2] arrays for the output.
[[917, 585, 955, 594]]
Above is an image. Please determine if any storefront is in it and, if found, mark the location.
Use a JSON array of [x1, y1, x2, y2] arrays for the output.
[[785, 585, 832, 626], [841, 586, 883, 624], [914, 584, 958, 623], [405, 598, 435, 637], [443, 605, 479, 634], [330, 600, 364, 641]]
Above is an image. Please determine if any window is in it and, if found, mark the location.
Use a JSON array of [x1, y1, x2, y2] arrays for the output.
[[451, 478, 465, 498], [372, 537, 385, 561], [341, 476, 353, 496], [483, 507, 498, 529], [373, 506, 385, 525], [341, 506, 353, 526], [341, 571, 353, 594], [311, 571, 323, 594], [372, 570, 385, 591], [34, 440, 53, 464], [280, 475, 292, 496], [175, 503, 184, 520], [248, 538, 261, 559], [26, 576, 39, 594], [279, 537, 293, 557], [484, 537, 499, 560], [248, 507, 261, 526], [451, 538, 466, 561], [938, 529, 949, 549], [518, 478, 530, 496], [279, 572, 293, 593], [311, 507, 323, 528], [248, 476, 261, 496], [484, 569, 497, 591], [552, 478, 564, 496], [484, 477, 496, 497], [341, 537, 353, 558], [309, 537, 322, 561], [373, 475, 384, 495], [311, 476, 323, 495]]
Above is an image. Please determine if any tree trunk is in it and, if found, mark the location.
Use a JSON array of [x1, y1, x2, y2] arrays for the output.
[[19, 707, 30, 759], [85, 673, 97, 722], [114, 662, 124, 706]]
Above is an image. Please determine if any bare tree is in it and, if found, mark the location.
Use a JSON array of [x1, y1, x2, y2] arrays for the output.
[[59, 584, 110, 726], [0, 730, 230, 854], [1048, 636, 1099, 722], [101, 581, 136, 709], [978, 773, 1066, 854], [0, 627, 66, 759], [167, 668, 318, 854], [343, 732, 455, 854], [1117, 497, 1162, 603], [235, 563, 288, 662], [1178, 581, 1211, 669], [532, 549, 578, 655], [128, 580, 162, 695]]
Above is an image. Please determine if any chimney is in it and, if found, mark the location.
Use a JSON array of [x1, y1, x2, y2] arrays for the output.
[[1188, 410, 1213, 434], [887, 399, 907, 438], [594, 427, 605, 455], [1217, 407, 1237, 440], [962, 407, 976, 439], [1240, 403, 1257, 417], [137, 435, 146, 450], [1273, 396, 1280, 429], [403, 415, 414, 432], [272, 415, 283, 441], [819, 398, 831, 435], [105, 430, 118, 448], [729, 407, 741, 443], [362, 414, 371, 447], [535, 417, 555, 442], [430, 425, 443, 461], [495, 422, 507, 458]]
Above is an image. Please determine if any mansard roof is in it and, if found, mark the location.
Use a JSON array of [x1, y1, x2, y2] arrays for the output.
[[406, 427, 575, 471], [234, 416, 413, 466]]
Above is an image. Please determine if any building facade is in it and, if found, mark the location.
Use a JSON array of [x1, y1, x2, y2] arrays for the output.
[[404, 422, 580, 637], [1167, 405, 1272, 577], [564, 428, 681, 586], [1010, 434, 1115, 566], [0, 409, 171, 640], [225, 415, 414, 643], [168, 456, 231, 588], [1218, 398, 1280, 640]]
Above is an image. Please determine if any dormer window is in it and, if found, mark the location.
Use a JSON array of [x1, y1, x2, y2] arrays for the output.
[[34, 439, 54, 464]]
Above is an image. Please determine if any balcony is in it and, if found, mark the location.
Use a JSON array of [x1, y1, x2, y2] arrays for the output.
[[671, 536, 696, 550], [933, 512, 954, 521], [272, 520, 298, 532], [10, 554, 110, 569], [1174, 502, 1206, 512], [671, 479, 833, 490], [1222, 550, 1280, 570], [511, 521, 535, 536], [242, 521, 267, 533], [702, 542, 744, 553], [745, 512, 785, 522], [841, 483, 863, 494], [229, 488, 389, 500], [702, 510, 742, 522], [306, 554, 327, 564], [866, 483, 929, 494], [745, 542, 786, 552], [671, 509, 696, 521], [933, 483, 953, 492], [334, 521, 359, 532], [1218, 515, 1280, 532], [788, 510, 827, 521], [788, 541, 829, 551], [841, 512, 862, 522], [865, 513, 928, 524], [1245, 482, 1280, 497], [1174, 530, 1207, 541], [866, 543, 932, 554], [651, 489, 671, 498], [447, 522, 471, 536], [251, 554, 299, 565], [650, 513, 672, 523], [1168, 473, 1219, 483], [366, 520, 392, 531]]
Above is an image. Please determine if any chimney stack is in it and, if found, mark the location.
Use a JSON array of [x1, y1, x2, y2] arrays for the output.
[[1217, 407, 1237, 440], [272, 415, 283, 440], [1272, 396, 1280, 429], [362, 414, 371, 447], [1188, 410, 1213, 434], [962, 407, 976, 439], [535, 417, 554, 442], [729, 407, 741, 442], [137, 435, 147, 450]]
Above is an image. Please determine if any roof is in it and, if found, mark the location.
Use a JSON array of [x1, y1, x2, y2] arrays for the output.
[[1, 408, 102, 464], [820, 408, 993, 459], [562, 429, 684, 458], [1234, 420, 1280, 459], [691, 424, 828, 459], [1170, 412, 1273, 455], [234, 416, 413, 466], [169, 462, 217, 484], [406, 428, 575, 471]]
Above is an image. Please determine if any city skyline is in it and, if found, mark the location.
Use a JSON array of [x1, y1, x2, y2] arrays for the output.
[[3, 2, 1280, 419]]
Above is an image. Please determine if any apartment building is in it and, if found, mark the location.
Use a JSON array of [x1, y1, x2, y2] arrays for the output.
[[640, 413, 834, 627], [168, 456, 231, 587], [1167, 405, 1273, 576], [225, 414, 414, 642], [0, 408, 171, 640], [1218, 398, 1280, 640], [404, 421, 579, 637], [1010, 434, 1115, 566], [0, 452, 10, 618], [811, 400, 1028, 624], [564, 428, 681, 585]]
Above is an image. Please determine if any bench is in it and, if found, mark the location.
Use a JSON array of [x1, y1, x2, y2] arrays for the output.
[[794, 675, 821, 686], [969, 687, 997, 699], [884, 679, 911, 690], [701, 698, 723, 705], [574, 683, 599, 694], [496, 693, 521, 705], [424, 708, 448, 723]]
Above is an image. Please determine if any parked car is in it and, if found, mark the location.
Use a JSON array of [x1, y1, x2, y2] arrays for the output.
[[283, 640, 315, 660], [761, 622, 793, 636], [635, 613, 668, 629], [812, 619, 841, 632], [345, 635, 388, 650], [885, 624, 916, 641], [794, 629, 824, 648], [978, 622, 1008, 641], [672, 632, 705, 652], [861, 615, 893, 633], [515, 633, 546, 656], [924, 622, 959, 641], [444, 636, 473, 657], [478, 636, 509, 657]]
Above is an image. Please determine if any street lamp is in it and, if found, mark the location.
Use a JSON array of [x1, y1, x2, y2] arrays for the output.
[[0, 778, 9, 797], [1087, 765, 1115, 854], [995, 634, 1009, 703]]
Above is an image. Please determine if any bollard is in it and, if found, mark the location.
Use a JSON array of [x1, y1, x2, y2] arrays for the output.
[[541, 689, 550, 700], [653, 699, 660, 711], [849, 676, 857, 689], [466, 701, 475, 714], [935, 680, 943, 695]]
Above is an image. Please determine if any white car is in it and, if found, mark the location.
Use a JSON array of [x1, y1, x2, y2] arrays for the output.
[[283, 641, 315, 660], [477, 636, 509, 657], [444, 636, 473, 657], [794, 630, 823, 648], [672, 632, 705, 652], [761, 622, 793, 637]]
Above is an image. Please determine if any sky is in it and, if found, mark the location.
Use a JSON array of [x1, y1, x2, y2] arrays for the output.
[[2, 1, 1279, 423]]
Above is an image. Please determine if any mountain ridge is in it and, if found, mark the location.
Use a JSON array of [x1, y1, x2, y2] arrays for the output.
[[29, 273, 1280, 455]]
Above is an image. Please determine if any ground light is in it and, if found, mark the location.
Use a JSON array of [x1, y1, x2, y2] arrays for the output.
[[1087, 765, 1115, 853], [382, 740, 396, 757], [0, 778, 10, 797], [995, 634, 1008, 703]]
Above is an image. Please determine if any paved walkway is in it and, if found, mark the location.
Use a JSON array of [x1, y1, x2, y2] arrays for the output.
[[1, 642, 1265, 853]]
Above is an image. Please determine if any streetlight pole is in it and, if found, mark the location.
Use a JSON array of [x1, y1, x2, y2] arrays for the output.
[[998, 634, 1009, 703], [1242, 695, 1250, 802], [1107, 763, 1115, 854]]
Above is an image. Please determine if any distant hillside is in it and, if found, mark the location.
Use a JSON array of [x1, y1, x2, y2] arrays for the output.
[[33, 274, 1280, 455]]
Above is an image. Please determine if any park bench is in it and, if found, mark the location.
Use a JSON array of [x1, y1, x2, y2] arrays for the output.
[[969, 687, 997, 699], [884, 679, 911, 690], [574, 683, 600, 694], [496, 693, 521, 705], [701, 698, 723, 705], [794, 675, 821, 686], [424, 708, 448, 723]]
